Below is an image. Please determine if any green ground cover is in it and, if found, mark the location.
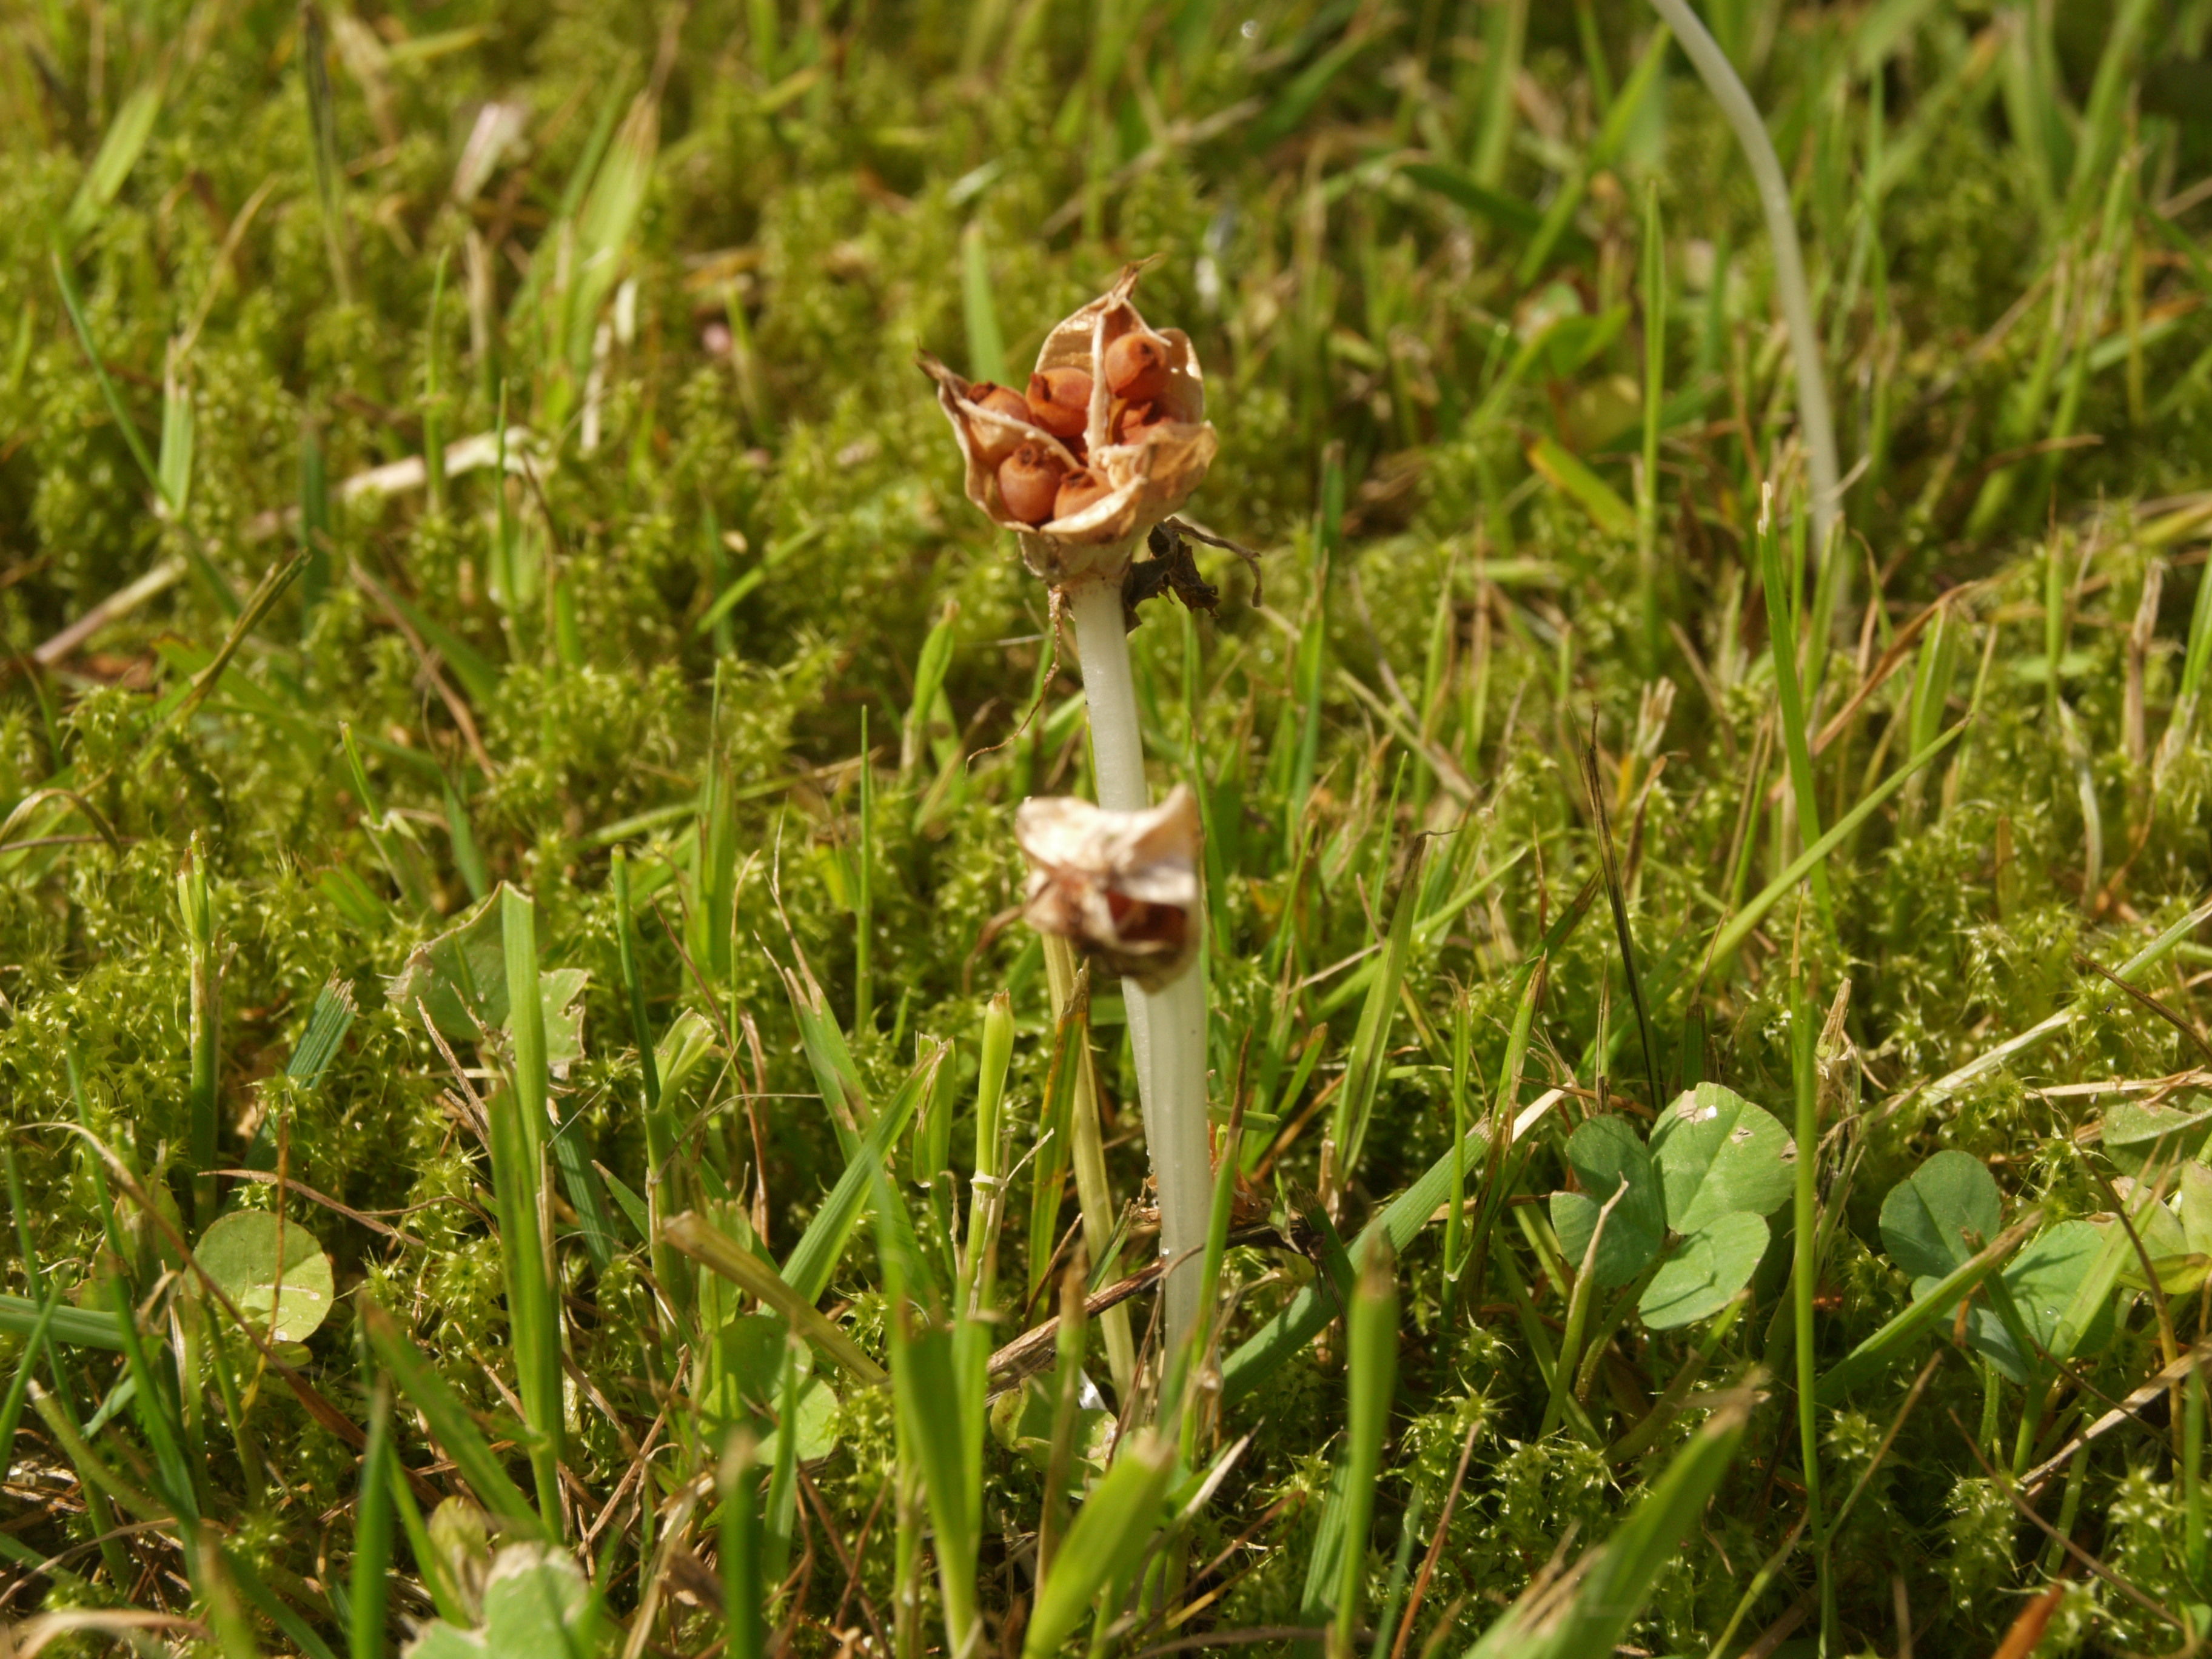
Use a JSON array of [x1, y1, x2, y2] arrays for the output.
[[7, 0, 2212, 1653]]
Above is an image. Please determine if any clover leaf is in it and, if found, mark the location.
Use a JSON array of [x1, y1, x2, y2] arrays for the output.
[[1649, 1084, 1795, 1235], [403, 1543, 598, 1659], [1637, 1212, 1771, 1330], [198, 1210, 334, 1344], [1549, 1116, 1666, 1289], [1879, 1149, 2002, 1282]]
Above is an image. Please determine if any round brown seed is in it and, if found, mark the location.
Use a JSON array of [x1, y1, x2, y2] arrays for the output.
[[998, 443, 1068, 525], [1026, 368, 1093, 439], [1053, 468, 1112, 521], [1102, 332, 1170, 403], [967, 381, 1035, 463]]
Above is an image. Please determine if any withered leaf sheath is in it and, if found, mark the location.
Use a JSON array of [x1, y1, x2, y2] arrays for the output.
[[1014, 786, 1201, 990], [919, 263, 1219, 588]]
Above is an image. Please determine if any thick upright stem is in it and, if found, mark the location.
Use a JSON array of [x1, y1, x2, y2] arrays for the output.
[[1065, 575, 1210, 1357]]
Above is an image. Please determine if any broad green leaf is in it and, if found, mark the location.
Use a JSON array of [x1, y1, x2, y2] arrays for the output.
[[2106, 1181, 2205, 1293], [1637, 1212, 1769, 1330], [1942, 1219, 2120, 1382], [386, 887, 589, 1068], [1819, 1213, 2038, 1404], [1649, 1084, 1794, 1235], [654, 1008, 717, 1102], [2182, 1161, 2212, 1256], [402, 1542, 595, 1659], [2103, 1098, 2212, 1175], [1526, 434, 1635, 537], [1549, 1116, 1665, 1289], [989, 1372, 1111, 1479], [705, 1313, 840, 1461], [2117, 1252, 2211, 1296], [198, 1211, 334, 1343], [1879, 1149, 2003, 1280], [64, 82, 164, 246], [2113, 1178, 2189, 1258]]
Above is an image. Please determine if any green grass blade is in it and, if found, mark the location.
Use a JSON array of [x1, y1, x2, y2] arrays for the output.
[[361, 1301, 546, 1538], [1816, 1213, 2039, 1405], [50, 252, 164, 504], [62, 80, 164, 247], [1695, 720, 1965, 979], [499, 886, 563, 1528], [665, 1210, 889, 1386], [780, 1041, 943, 1305], [961, 222, 1007, 387], [1515, 24, 1671, 284], [1755, 494, 1833, 930], [1021, 1431, 1176, 1659], [1465, 1390, 1752, 1657], [1335, 1238, 1399, 1655], [1333, 845, 1419, 1187], [349, 1379, 394, 1659]]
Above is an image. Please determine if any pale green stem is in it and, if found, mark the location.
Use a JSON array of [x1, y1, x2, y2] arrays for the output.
[[1065, 574, 1210, 1359]]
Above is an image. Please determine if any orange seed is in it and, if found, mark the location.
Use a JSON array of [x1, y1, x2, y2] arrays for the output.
[[1026, 368, 1093, 439], [998, 443, 1068, 525], [1053, 468, 1111, 521], [1103, 332, 1170, 403]]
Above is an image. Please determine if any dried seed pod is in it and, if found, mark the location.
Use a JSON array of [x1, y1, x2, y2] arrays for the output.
[[967, 381, 1036, 464], [1026, 369, 1093, 439], [1015, 786, 1201, 989], [999, 444, 1069, 526], [1102, 331, 1170, 402], [919, 262, 1218, 588], [1053, 468, 1111, 523]]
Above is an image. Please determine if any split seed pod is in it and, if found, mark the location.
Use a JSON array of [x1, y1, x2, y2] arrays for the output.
[[920, 262, 1219, 588], [1014, 785, 1201, 990]]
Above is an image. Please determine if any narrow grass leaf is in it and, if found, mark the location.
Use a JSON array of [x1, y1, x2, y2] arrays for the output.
[[361, 1302, 546, 1538], [1818, 1213, 2040, 1404], [665, 1210, 888, 1387], [780, 1042, 944, 1305], [1021, 1432, 1176, 1659]]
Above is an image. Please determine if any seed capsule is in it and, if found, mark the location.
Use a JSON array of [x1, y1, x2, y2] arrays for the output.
[[967, 381, 1036, 464], [1026, 368, 1093, 439], [1053, 468, 1111, 522], [1014, 786, 1201, 988], [1103, 331, 1170, 403], [999, 443, 1068, 525]]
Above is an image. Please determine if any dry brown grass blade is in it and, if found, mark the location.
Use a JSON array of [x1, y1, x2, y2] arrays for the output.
[[1988, 1579, 2068, 1659]]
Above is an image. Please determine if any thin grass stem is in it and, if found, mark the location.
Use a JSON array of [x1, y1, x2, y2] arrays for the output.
[[1645, 0, 1841, 564]]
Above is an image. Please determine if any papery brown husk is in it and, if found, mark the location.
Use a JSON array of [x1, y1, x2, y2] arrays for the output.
[[920, 262, 1218, 588], [1014, 785, 1201, 989]]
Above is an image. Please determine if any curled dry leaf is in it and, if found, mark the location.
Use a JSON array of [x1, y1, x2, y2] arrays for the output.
[[920, 262, 1218, 588], [1015, 785, 1201, 988]]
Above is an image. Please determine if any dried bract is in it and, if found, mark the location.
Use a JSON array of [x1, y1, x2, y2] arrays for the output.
[[1015, 785, 1201, 989], [920, 263, 1218, 588]]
